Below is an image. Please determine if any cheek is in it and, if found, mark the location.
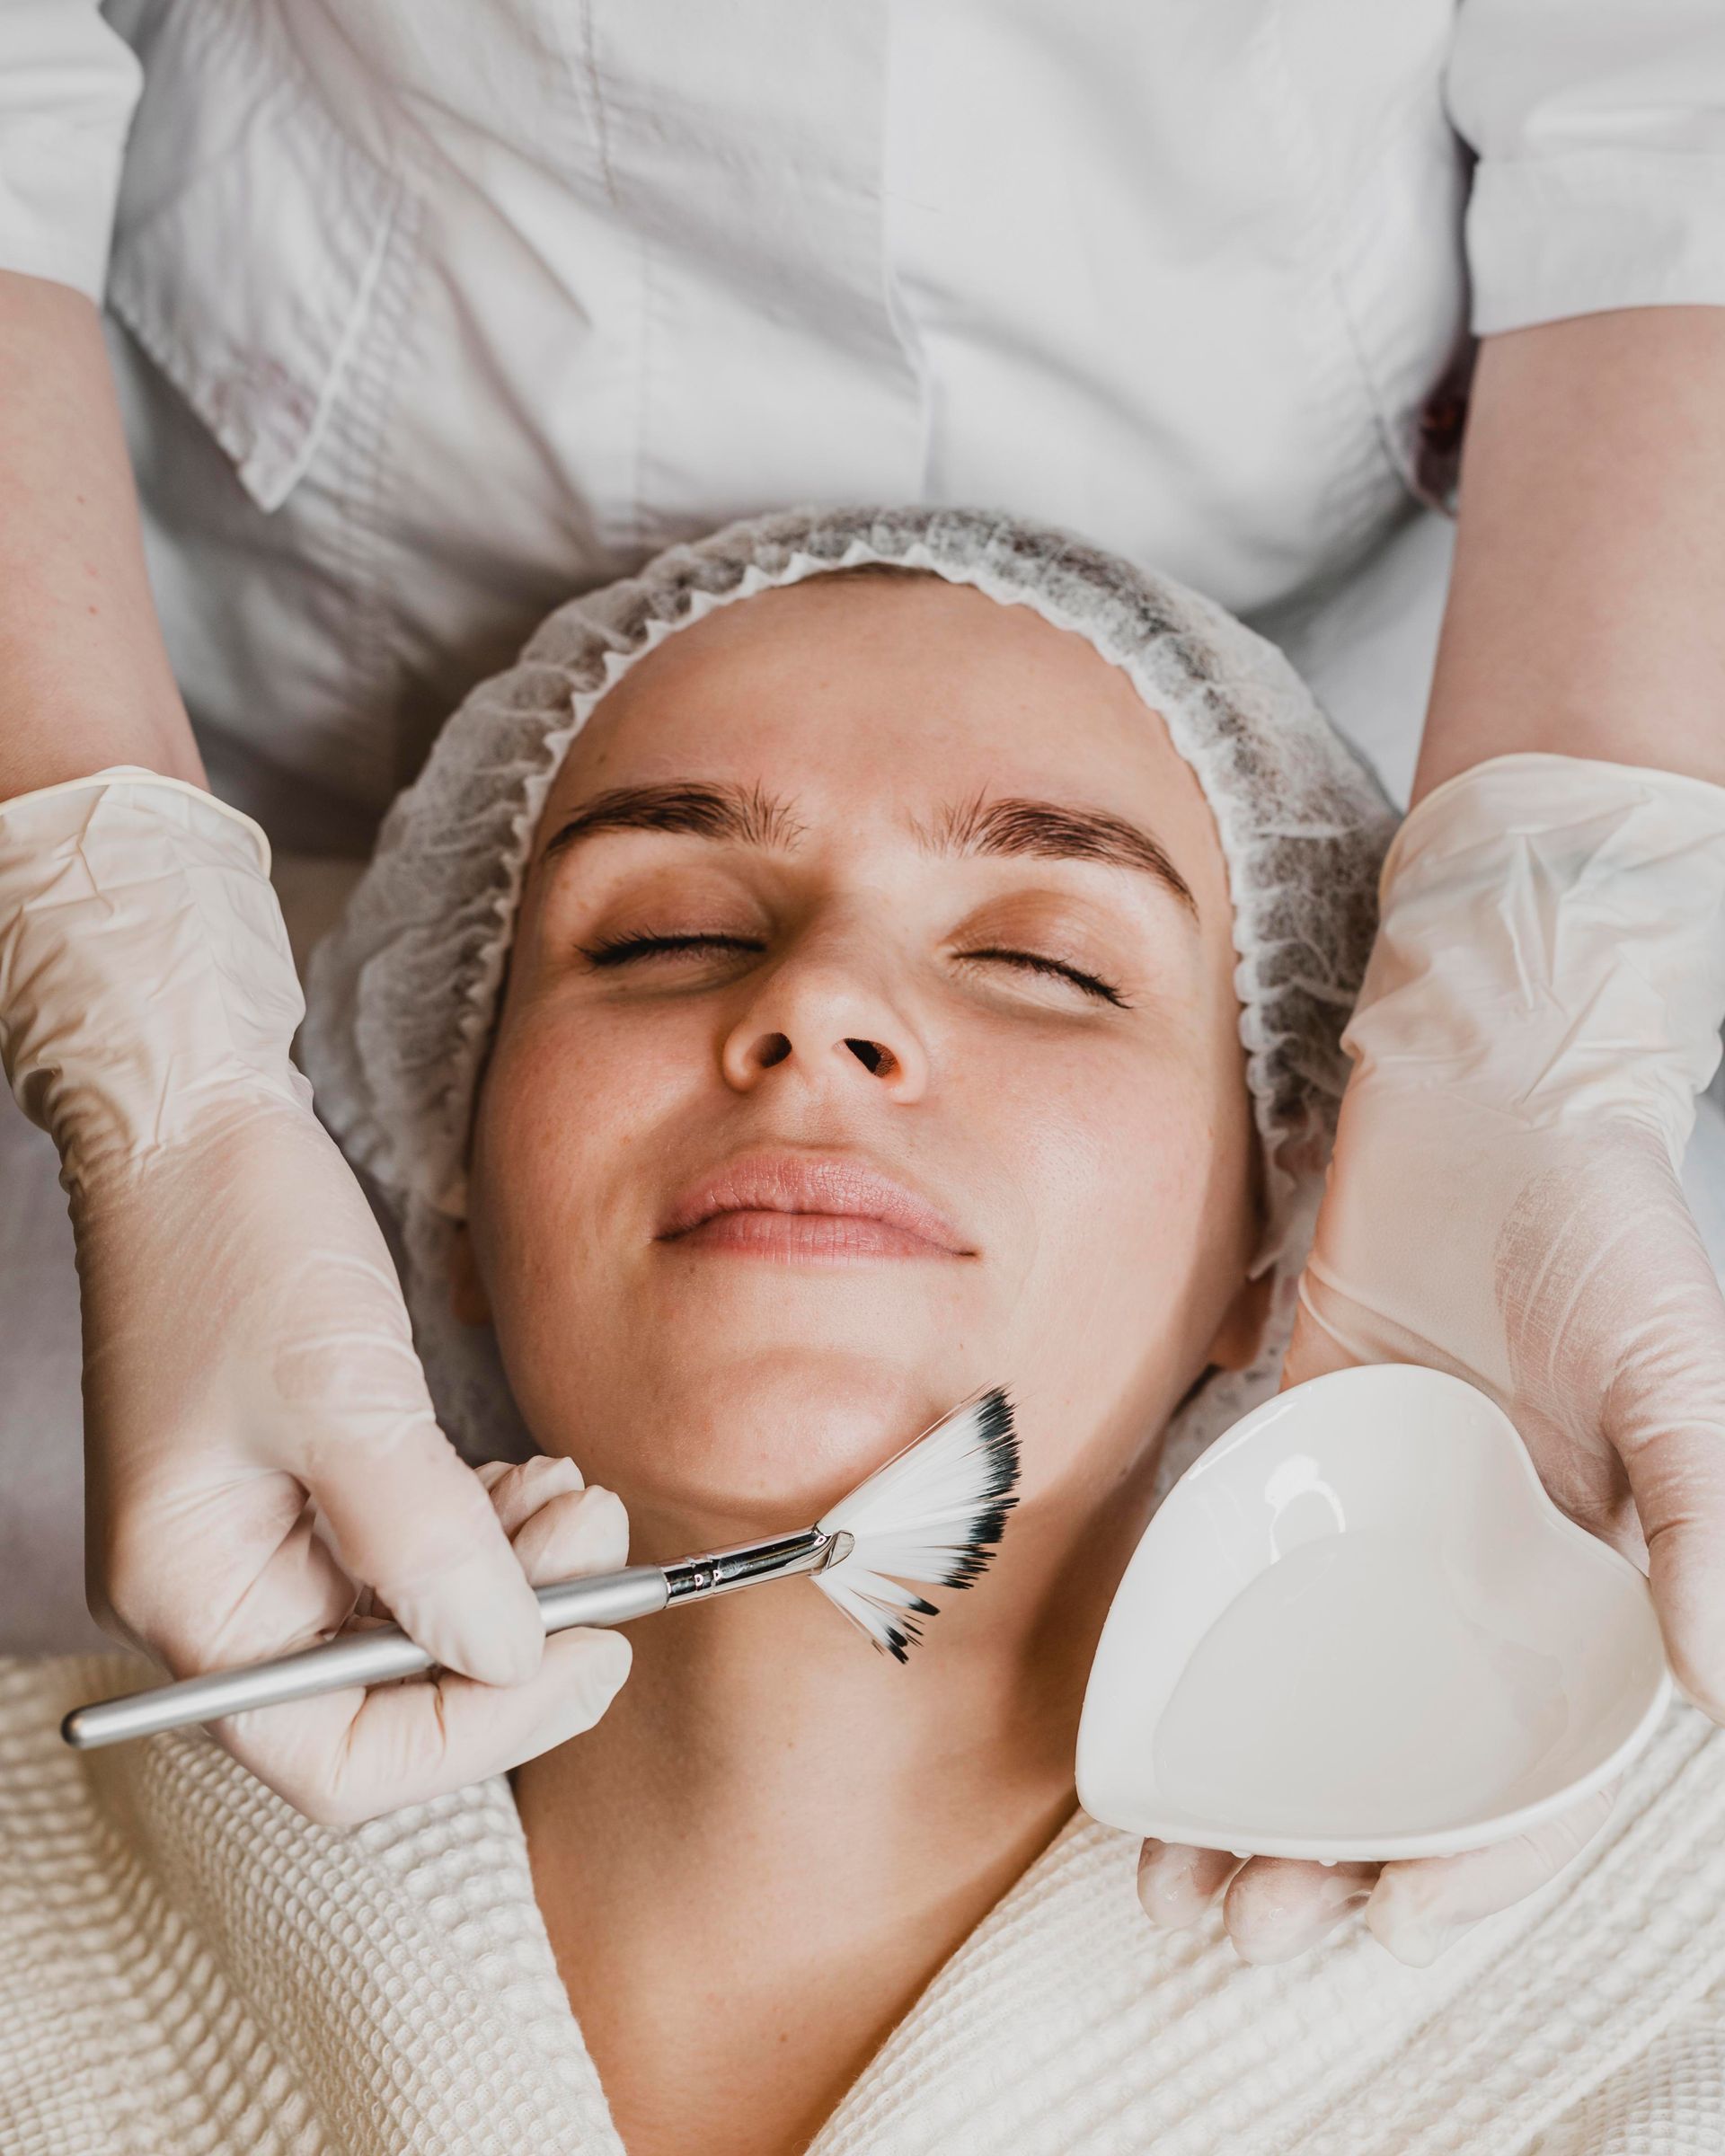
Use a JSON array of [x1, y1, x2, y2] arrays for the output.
[[1039, 1074, 1217, 1275], [982, 1044, 1248, 1404], [467, 999, 706, 1294]]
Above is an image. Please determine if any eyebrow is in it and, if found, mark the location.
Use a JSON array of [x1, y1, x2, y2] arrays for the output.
[[543, 778, 1199, 916], [922, 791, 1199, 916], [544, 781, 805, 858]]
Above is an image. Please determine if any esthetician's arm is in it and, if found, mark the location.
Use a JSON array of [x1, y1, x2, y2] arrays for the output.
[[0, 273, 632, 1821], [0, 273, 201, 795], [1141, 307, 1725, 1967], [1414, 306, 1725, 799]]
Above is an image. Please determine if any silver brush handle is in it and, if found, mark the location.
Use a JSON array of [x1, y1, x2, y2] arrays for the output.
[[60, 1526, 843, 1751], [60, 1566, 674, 1750]]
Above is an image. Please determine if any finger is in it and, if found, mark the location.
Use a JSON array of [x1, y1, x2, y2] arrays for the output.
[[476, 1454, 587, 1537], [1626, 1418, 1725, 1722], [352, 1460, 522, 1623], [1136, 1840, 1243, 1928], [99, 1478, 360, 1676], [1366, 1782, 1618, 1966], [509, 1484, 630, 1587], [1505, 1143, 1725, 1722], [349, 1474, 625, 1639], [349, 1465, 621, 1630], [473, 1452, 588, 1505], [212, 1623, 635, 1828], [303, 1405, 546, 1690], [226, 1480, 634, 1821], [1277, 1284, 1361, 1394], [1606, 1224, 1725, 1722], [1222, 1855, 1380, 1964]]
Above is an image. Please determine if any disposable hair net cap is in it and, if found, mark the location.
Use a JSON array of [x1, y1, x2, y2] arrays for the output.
[[303, 506, 1396, 1500]]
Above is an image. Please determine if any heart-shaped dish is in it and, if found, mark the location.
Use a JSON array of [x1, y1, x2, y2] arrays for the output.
[[1075, 1365, 1671, 1861]]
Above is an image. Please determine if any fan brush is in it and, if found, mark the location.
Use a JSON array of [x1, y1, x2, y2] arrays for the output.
[[62, 1386, 1020, 1748]]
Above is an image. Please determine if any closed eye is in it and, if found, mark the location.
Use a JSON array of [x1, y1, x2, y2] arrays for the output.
[[580, 932, 1128, 1007], [581, 931, 765, 967], [958, 948, 1128, 1007]]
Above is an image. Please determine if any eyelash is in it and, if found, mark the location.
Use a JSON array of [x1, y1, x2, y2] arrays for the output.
[[579, 931, 1128, 1007]]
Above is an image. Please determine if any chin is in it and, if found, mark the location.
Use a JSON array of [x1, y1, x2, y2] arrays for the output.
[[559, 1343, 976, 1535]]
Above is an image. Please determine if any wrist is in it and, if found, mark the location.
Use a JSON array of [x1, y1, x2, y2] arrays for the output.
[[0, 768, 306, 1183], [0, 764, 263, 863], [1349, 751, 1725, 1160], [1392, 750, 1725, 878]]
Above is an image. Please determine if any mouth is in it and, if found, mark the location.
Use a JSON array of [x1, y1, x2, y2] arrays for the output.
[[656, 1151, 975, 1262]]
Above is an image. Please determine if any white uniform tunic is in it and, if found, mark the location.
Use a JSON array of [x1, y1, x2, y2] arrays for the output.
[[6, 0, 1725, 835]]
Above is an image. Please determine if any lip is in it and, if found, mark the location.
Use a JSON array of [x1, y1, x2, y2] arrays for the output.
[[656, 1152, 974, 1259]]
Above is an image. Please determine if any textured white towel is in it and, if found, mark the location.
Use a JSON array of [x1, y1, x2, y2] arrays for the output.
[[4, 1650, 1725, 2155]]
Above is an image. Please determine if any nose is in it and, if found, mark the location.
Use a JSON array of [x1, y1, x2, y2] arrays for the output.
[[719, 941, 930, 1102]]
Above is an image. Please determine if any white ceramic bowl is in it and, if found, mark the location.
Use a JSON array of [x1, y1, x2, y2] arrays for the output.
[[1075, 1365, 1671, 1861]]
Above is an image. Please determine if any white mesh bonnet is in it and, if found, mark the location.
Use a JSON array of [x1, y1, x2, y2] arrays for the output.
[[302, 505, 1396, 1498]]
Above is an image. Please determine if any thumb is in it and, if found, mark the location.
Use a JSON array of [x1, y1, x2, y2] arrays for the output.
[[1278, 1281, 1361, 1393], [1604, 1206, 1725, 1725], [305, 1414, 545, 1688], [1367, 1781, 1619, 1966], [1276, 1259, 1371, 1397]]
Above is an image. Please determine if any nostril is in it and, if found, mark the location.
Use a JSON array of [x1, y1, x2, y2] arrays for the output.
[[845, 1038, 897, 1077], [756, 1033, 792, 1069]]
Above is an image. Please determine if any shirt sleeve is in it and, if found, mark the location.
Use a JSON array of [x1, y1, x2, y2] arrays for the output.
[[0, 1, 143, 304], [1445, 0, 1725, 335]]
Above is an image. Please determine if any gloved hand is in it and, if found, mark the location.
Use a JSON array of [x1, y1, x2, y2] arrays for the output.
[[234, 1456, 632, 1827], [0, 769, 632, 1819], [1138, 751, 1725, 1966]]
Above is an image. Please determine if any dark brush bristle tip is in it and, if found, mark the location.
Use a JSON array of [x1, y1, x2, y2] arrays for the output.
[[969, 1394, 1021, 1481], [816, 1384, 1022, 1663]]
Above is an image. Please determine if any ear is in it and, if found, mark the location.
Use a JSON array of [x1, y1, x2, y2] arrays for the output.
[[1203, 1266, 1274, 1373], [448, 1218, 493, 1327]]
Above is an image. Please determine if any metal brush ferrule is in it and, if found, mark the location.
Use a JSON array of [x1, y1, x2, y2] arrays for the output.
[[659, 1525, 853, 1604]]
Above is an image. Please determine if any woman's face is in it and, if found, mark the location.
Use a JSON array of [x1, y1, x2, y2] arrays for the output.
[[456, 571, 1266, 1539]]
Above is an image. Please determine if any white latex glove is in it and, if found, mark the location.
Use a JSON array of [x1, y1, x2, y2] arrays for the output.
[[0, 769, 632, 1818], [236, 1457, 633, 1827], [1139, 752, 1725, 1966]]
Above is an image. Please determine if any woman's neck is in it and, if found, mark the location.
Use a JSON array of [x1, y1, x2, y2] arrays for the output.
[[510, 1486, 1138, 2156]]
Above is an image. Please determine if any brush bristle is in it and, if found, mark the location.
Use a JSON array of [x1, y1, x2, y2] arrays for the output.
[[812, 1388, 1019, 1662]]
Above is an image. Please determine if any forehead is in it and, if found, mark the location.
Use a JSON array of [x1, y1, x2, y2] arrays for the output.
[[539, 572, 1228, 903]]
